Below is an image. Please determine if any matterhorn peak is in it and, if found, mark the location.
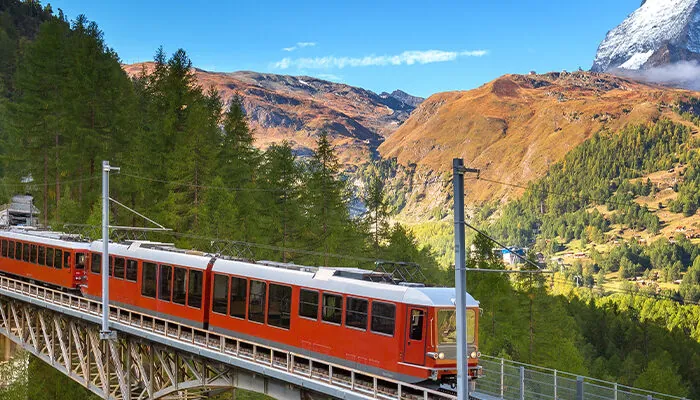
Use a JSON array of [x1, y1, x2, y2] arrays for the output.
[[592, 0, 700, 72]]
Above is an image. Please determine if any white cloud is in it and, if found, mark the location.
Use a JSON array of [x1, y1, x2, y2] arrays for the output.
[[283, 42, 317, 52], [272, 49, 488, 69], [316, 73, 342, 81]]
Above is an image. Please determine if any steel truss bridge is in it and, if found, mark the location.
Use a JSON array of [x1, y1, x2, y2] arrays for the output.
[[0, 274, 688, 400]]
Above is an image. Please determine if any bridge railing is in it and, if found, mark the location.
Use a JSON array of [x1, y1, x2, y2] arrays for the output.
[[0, 275, 455, 400], [475, 355, 688, 400]]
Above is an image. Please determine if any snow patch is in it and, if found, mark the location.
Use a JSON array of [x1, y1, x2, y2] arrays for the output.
[[619, 50, 654, 69]]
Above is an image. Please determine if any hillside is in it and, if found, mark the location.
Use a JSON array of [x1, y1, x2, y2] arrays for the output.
[[122, 63, 422, 169], [378, 71, 700, 219]]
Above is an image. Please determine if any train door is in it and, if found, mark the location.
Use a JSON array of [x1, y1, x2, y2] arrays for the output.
[[403, 307, 427, 365]]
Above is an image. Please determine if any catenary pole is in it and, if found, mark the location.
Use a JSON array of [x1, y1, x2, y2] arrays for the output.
[[100, 160, 119, 340], [453, 158, 479, 398]]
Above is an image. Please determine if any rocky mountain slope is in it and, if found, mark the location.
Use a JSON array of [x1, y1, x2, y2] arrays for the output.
[[378, 71, 699, 219], [592, 0, 700, 71], [122, 63, 422, 168]]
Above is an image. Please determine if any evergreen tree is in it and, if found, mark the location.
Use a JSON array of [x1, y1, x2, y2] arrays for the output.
[[302, 132, 357, 266], [259, 141, 303, 261], [11, 18, 72, 224], [212, 95, 261, 242], [363, 169, 390, 257]]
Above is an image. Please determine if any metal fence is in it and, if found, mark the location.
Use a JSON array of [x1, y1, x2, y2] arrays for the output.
[[474, 355, 687, 400]]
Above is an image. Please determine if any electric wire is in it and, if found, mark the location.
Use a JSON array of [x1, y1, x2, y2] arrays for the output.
[[549, 275, 700, 306], [476, 176, 661, 212], [461, 220, 546, 272], [117, 172, 286, 192], [1, 175, 101, 188]]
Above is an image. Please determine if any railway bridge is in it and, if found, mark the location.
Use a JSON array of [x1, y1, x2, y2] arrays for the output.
[[0, 274, 688, 400]]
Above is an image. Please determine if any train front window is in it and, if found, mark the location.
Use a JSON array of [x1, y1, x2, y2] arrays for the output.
[[437, 309, 476, 344]]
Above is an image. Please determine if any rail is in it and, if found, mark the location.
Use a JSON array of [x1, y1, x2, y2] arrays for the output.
[[475, 355, 688, 400], [0, 275, 456, 400]]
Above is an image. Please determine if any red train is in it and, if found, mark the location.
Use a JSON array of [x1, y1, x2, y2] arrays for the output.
[[0, 228, 482, 387]]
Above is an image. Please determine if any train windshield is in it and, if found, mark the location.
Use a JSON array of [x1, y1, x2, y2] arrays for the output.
[[75, 253, 86, 270], [437, 308, 476, 344]]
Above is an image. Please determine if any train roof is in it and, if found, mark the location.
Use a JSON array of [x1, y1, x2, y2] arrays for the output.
[[88, 240, 212, 270], [12, 230, 478, 308], [0, 229, 92, 250], [213, 259, 479, 308]]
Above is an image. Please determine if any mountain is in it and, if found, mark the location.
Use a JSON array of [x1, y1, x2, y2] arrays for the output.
[[380, 90, 424, 108], [378, 71, 698, 219], [591, 0, 700, 72], [122, 63, 422, 168]]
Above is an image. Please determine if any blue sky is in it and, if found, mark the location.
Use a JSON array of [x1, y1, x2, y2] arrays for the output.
[[52, 0, 641, 98]]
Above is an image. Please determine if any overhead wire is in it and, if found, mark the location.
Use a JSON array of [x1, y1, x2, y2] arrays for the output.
[[549, 275, 700, 306], [476, 176, 661, 212], [1, 175, 101, 188], [117, 172, 286, 192]]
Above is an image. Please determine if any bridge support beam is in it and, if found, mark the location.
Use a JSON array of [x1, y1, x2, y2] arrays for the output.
[[0, 297, 305, 400]]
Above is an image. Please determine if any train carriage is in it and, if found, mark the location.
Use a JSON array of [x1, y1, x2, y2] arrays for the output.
[[208, 259, 481, 385], [81, 241, 213, 328], [0, 229, 90, 290]]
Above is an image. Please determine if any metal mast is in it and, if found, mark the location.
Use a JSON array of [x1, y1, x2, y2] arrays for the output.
[[100, 160, 119, 340], [453, 158, 479, 398]]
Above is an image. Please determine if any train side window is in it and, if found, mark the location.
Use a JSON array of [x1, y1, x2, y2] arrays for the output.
[[322, 293, 342, 325], [371, 302, 396, 336], [248, 280, 266, 324], [158, 265, 172, 301], [65, 252, 72, 269], [45, 248, 53, 267], [109, 256, 114, 276], [126, 260, 138, 281], [229, 277, 247, 319], [212, 274, 229, 314], [8, 241, 14, 259], [346, 297, 368, 330], [91, 253, 101, 274], [299, 289, 319, 320], [172, 267, 187, 305], [114, 257, 125, 279], [187, 270, 203, 309], [22, 243, 29, 262], [54, 249, 62, 269], [141, 262, 157, 298], [1, 240, 7, 257], [38, 246, 45, 266], [30, 245, 38, 264], [409, 309, 425, 340], [268, 284, 291, 329], [14, 241, 21, 260]]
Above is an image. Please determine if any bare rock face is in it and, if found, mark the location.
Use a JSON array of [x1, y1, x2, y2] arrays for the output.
[[592, 0, 700, 72]]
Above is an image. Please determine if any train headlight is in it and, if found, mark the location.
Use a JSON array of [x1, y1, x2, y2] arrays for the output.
[[470, 351, 478, 359], [438, 352, 445, 360]]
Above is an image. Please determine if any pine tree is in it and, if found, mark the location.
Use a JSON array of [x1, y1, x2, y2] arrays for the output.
[[363, 169, 391, 257], [213, 95, 261, 242], [11, 18, 72, 224], [259, 141, 303, 261], [302, 132, 354, 266]]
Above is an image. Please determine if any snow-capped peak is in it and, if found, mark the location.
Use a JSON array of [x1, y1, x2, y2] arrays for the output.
[[592, 0, 700, 71]]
